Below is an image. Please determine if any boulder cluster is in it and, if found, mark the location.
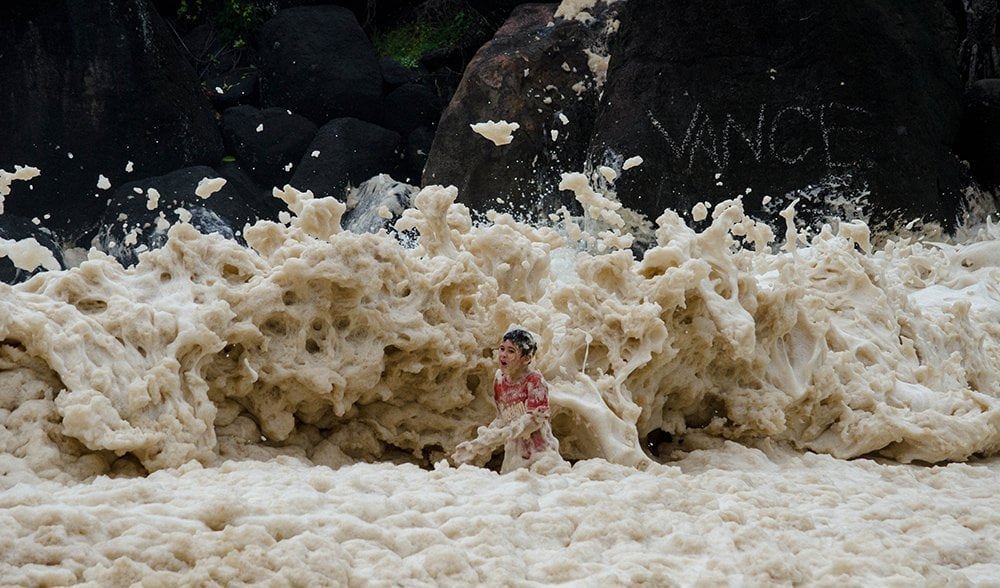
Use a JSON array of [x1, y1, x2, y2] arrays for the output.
[[0, 0, 510, 279]]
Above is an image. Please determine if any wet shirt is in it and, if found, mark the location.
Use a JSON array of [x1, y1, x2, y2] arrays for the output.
[[493, 369, 557, 465]]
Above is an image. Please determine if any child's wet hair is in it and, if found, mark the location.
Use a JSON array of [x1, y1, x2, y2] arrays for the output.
[[502, 328, 537, 357]]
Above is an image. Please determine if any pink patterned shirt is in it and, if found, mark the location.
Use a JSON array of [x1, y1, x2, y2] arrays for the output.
[[493, 369, 556, 461]]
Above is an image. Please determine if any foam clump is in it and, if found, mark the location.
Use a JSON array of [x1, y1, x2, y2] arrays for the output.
[[195, 176, 226, 199], [584, 49, 610, 87], [623, 155, 643, 170], [470, 120, 520, 146], [0, 237, 60, 272], [555, 0, 600, 22], [3, 171, 1000, 583]]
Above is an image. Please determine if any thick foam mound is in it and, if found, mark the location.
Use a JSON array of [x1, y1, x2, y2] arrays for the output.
[[2, 445, 998, 586], [1, 183, 1000, 488]]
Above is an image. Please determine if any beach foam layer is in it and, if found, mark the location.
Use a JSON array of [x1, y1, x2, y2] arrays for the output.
[[2, 444, 998, 586]]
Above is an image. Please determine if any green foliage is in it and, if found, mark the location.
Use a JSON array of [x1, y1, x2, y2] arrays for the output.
[[374, 11, 471, 69], [177, 0, 264, 49]]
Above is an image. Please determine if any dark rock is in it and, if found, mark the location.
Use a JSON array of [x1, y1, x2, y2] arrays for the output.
[[220, 105, 318, 189], [418, 46, 464, 72], [150, 0, 181, 18], [333, 0, 411, 30], [405, 126, 435, 184], [957, 78, 1000, 188], [216, 160, 283, 220], [179, 23, 257, 76], [590, 0, 969, 231], [0, 215, 64, 284], [473, 1, 527, 29], [0, 0, 225, 243], [205, 67, 260, 110], [256, 5, 383, 125], [342, 174, 418, 235], [382, 83, 444, 136], [381, 56, 419, 89], [415, 68, 465, 110], [95, 166, 275, 266], [955, 0, 999, 86], [289, 118, 404, 200], [422, 3, 611, 217]]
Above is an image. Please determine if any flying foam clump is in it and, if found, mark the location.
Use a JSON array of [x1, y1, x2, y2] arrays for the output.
[[470, 120, 521, 146]]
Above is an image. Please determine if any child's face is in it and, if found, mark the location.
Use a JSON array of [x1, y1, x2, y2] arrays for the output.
[[497, 340, 531, 376]]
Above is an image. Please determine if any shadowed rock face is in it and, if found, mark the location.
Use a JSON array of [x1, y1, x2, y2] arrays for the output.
[[422, 3, 612, 218], [220, 106, 318, 190], [290, 118, 404, 201], [1, 0, 991, 254], [423, 0, 974, 231], [0, 0, 224, 244], [958, 79, 1000, 189], [255, 5, 384, 126], [590, 0, 970, 230]]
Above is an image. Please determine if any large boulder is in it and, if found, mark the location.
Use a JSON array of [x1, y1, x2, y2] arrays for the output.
[[0, 0, 224, 243], [957, 78, 1000, 189], [289, 118, 404, 200], [255, 5, 383, 125], [422, 3, 615, 216], [382, 83, 444, 137], [205, 67, 261, 111], [220, 105, 318, 189], [590, 0, 969, 230], [216, 160, 284, 221], [94, 166, 276, 266], [381, 56, 420, 89]]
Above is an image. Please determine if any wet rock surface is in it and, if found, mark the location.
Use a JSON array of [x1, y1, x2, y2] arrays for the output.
[[0, 0, 224, 241], [423, 3, 613, 217], [590, 0, 970, 230], [290, 118, 405, 200], [256, 5, 384, 125]]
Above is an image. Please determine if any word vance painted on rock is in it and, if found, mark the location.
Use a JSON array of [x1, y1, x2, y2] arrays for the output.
[[647, 102, 875, 174]]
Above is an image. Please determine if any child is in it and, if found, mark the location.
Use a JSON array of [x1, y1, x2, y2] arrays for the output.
[[493, 328, 560, 471], [452, 328, 560, 472]]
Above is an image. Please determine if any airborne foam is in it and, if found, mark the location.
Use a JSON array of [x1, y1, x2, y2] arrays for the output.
[[470, 120, 521, 146]]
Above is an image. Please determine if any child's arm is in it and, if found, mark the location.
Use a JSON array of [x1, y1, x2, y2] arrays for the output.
[[525, 372, 550, 416], [451, 411, 543, 465]]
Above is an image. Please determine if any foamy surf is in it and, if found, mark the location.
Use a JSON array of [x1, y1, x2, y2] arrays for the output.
[[1, 175, 999, 585]]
